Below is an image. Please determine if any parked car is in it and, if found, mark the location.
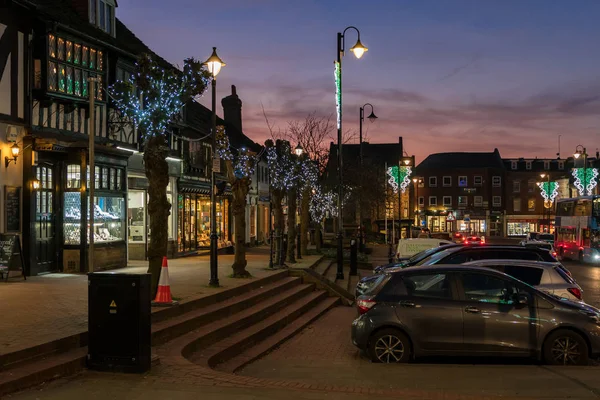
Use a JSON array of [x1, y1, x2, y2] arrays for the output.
[[409, 245, 559, 267], [521, 232, 555, 245], [352, 265, 600, 365], [452, 232, 467, 243], [395, 238, 453, 260], [463, 259, 582, 301], [373, 244, 461, 274], [464, 236, 484, 245]]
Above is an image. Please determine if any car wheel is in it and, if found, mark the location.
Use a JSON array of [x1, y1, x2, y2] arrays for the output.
[[368, 328, 411, 363], [543, 330, 589, 366]]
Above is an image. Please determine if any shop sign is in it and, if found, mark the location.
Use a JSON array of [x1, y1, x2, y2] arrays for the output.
[[462, 188, 477, 194], [34, 140, 66, 152], [212, 157, 220, 173]]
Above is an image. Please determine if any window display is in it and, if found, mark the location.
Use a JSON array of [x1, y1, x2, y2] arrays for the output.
[[177, 193, 230, 253], [128, 190, 146, 243], [64, 192, 125, 244]]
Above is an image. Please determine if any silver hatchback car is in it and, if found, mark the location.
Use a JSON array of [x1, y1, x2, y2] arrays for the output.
[[463, 259, 583, 302]]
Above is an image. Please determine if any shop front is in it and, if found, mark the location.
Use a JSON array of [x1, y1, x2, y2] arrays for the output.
[[506, 217, 538, 237], [257, 193, 269, 244]]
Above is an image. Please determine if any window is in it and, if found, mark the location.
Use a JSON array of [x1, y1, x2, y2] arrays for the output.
[[528, 179, 536, 193], [429, 176, 437, 187], [474, 176, 482, 186], [429, 196, 437, 206], [89, 0, 97, 24], [443, 196, 452, 206], [443, 176, 452, 187], [544, 160, 550, 170], [528, 198, 536, 211], [511, 161, 517, 170], [474, 196, 483, 207], [492, 176, 501, 187], [458, 176, 467, 187], [526, 161, 532, 170], [418, 196, 424, 206], [460, 273, 518, 304], [513, 198, 521, 212], [458, 196, 468, 207], [558, 161, 564, 170], [513, 180, 520, 193], [90, 0, 115, 35], [493, 196, 501, 207], [403, 273, 452, 299], [503, 266, 544, 286]]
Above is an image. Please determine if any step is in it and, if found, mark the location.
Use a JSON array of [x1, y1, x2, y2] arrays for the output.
[[200, 290, 329, 369], [0, 347, 87, 397], [152, 276, 302, 345], [313, 259, 332, 275], [218, 297, 341, 373], [163, 283, 316, 359]]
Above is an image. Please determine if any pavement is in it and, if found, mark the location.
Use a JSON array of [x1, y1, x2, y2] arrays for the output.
[[0, 246, 321, 356]]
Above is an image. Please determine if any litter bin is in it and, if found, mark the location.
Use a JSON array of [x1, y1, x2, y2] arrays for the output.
[[88, 273, 151, 373]]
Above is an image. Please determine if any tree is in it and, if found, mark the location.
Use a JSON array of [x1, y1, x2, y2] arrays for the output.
[[310, 185, 337, 252], [286, 112, 333, 173], [110, 54, 210, 296], [299, 157, 319, 254], [216, 126, 256, 277]]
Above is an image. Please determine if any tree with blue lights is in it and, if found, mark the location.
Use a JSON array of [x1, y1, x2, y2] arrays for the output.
[[110, 54, 210, 295]]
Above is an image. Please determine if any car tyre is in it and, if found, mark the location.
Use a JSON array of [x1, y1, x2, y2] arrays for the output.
[[543, 330, 589, 366], [368, 328, 411, 363]]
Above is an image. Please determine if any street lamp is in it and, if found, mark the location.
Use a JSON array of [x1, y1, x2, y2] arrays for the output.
[[335, 26, 368, 280], [540, 173, 550, 232], [295, 143, 304, 157], [399, 159, 411, 239], [413, 178, 422, 231], [357, 103, 377, 253], [204, 47, 225, 287], [574, 145, 587, 197]]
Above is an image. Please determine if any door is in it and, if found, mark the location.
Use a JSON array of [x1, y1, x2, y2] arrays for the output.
[[385, 272, 464, 353], [35, 165, 57, 273], [457, 271, 537, 355]]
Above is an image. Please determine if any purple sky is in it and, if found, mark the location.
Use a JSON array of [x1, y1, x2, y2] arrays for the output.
[[118, 0, 600, 162]]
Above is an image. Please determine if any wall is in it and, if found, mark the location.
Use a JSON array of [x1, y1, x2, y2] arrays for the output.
[[0, 123, 24, 235]]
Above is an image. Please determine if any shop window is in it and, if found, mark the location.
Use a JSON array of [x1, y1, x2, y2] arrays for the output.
[[58, 64, 66, 92], [513, 180, 520, 193], [64, 192, 124, 244], [57, 38, 65, 60], [128, 190, 146, 243], [458, 176, 467, 187], [429, 176, 437, 187], [474, 176, 482, 186], [443, 196, 452, 206], [66, 66, 74, 94], [48, 62, 57, 92], [74, 44, 81, 65], [74, 69, 81, 96], [443, 176, 451, 187], [528, 198, 536, 211], [458, 196, 468, 207], [66, 164, 81, 188], [474, 196, 483, 207], [493, 196, 501, 207], [429, 196, 437, 206], [513, 198, 521, 212], [49, 34, 56, 58], [492, 176, 501, 187]]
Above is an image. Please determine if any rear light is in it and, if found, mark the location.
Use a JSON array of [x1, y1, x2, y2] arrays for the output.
[[481, 236, 486, 244], [357, 298, 377, 315], [552, 251, 557, 257], [567, 287, 582, 300], [465, 241, 470, 245]]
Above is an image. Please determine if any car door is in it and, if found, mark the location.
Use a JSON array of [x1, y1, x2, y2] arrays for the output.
[[457, 271, 538, 355], [384, 271, 464, 353]]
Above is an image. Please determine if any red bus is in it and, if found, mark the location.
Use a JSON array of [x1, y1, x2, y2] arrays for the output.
[[554, 196, 600, 263]]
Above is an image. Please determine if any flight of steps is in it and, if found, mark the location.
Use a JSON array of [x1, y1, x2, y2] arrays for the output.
[[0, 270, 341, 396], [311, 258, 368, 297]]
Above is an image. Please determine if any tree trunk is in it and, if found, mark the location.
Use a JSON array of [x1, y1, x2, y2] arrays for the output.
[[315, 223, 322, 252], [301, 187, 310, 255], [231, 178, 250, 277], [144, 136, 170, 298], [286, 188, 297, 263], [272, 190, 284, 265]]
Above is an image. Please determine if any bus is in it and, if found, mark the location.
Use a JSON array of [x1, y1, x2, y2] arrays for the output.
[[555, 196, 600, 263]]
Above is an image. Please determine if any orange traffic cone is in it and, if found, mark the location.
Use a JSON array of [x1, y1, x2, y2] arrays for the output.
[[152, 257, 177, 306]]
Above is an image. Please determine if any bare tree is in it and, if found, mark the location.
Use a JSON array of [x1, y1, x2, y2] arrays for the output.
[[286, 112, 333, 172]]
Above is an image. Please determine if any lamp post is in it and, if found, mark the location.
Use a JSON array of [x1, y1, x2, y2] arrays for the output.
[[335, 26, 368, 280], [413, 178, 422, 232], [204, 47, 225, 287], [540, 173, 550, 232], [358, 103, 377, 253], [295, 144, 304, 260], [399, 159, 410, 239], [574, 145, 587, 197]]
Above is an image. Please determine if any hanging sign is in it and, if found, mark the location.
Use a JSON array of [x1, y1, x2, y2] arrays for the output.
[[212, 157, 221, 173]]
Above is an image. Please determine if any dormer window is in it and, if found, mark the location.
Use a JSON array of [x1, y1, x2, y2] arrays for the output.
[[90, 0, 116, 36]]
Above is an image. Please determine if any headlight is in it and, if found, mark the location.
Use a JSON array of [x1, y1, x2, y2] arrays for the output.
[[594, 254, 600, 260]]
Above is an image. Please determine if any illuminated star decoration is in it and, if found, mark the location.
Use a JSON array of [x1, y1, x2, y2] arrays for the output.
[[386, 165, 412, 193], [537, 181, 559, 203], [334, 61, 341, 129], [572, 168, 599, 196]]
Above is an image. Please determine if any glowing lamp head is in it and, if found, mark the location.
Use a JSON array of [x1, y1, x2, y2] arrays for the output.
[[32, 179, 41, 190], [367, 110, 377, 122], [540, 173, 546, 179], [349, 38, 368, 59], [204, 47, 225, 78], [404, 159, 410, 166], [574, 151, 581, 159], [11, 143, 19, 158], [412, 178, 418, 183], [294, 143, 304, 157]]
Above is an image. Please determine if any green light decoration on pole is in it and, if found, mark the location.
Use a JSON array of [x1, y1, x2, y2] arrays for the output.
[[537, 181, 559, 205], [334, 61, 341, 129], [386, 165, 412, 194], [572, 167, 599, 196]]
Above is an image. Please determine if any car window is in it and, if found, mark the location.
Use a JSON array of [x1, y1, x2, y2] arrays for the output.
[[504, 265, 544, 286], [403, 273, 452, 299], [376, 274, 408, 302], [500, 250, 542, 261], [414, 248, 458, 266], [356, 274, 389, 296], [554, 266, 575, 284], [460, 272, 518, 304]]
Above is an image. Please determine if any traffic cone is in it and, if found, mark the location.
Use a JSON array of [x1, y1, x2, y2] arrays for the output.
[[152, 257, 177, 306]]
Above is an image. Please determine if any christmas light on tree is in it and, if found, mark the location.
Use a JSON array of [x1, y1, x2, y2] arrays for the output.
[[537, 181, 559, 203], [386, 165, 412, 193], [572, 167, 599, 196], [334, 61, 341, 129]]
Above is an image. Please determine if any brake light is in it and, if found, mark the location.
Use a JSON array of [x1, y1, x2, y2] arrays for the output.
[[465, 241, 470, 245], [567, 287, 582, 300], [481, 236, 486, 244], [357, 298, 377, 315], [552, 251, 557, 257]]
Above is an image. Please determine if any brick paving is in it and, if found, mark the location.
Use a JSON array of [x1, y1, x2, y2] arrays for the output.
[[0, 247, 320, 356]]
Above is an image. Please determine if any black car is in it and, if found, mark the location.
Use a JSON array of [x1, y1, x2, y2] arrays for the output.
[[373, 244, 461, 274]]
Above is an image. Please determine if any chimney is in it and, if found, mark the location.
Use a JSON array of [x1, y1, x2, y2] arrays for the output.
[[221, 85, 243, 131]]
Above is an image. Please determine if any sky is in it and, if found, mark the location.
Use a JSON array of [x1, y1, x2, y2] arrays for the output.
[[117, 0, 600, 163]]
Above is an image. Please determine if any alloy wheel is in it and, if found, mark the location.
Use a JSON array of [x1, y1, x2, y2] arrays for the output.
[[374, 335, 405, 363], [551, 336, 581, 365]]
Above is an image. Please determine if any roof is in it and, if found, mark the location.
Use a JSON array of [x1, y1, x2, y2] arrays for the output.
[[416, 148, 504, 171], [463, 259, 560, 269]]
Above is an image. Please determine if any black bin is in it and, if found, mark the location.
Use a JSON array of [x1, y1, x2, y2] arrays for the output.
[[88, 273, 151, 373]]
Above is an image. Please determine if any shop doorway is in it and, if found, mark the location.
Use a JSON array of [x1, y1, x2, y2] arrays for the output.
[[34, 164, 57, 274]]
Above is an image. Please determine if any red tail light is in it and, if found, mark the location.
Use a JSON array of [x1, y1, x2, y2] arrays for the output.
[[465, 241, 470, 245], [481, 237, 486, 244], [567, 287, 582, 300], [552, 251, 557, 257], [357, 298, 377, 315]]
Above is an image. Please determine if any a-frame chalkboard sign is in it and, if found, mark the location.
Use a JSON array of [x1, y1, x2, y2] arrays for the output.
[[0, 234, 25, 282]]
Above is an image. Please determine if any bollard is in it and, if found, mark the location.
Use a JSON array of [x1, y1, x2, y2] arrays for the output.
[[350, 239, 358, 276], [268, 230, 274, 269], [388, 240, 394, 264], [297, 224, 302, 259], [281, 235, 288, 266]]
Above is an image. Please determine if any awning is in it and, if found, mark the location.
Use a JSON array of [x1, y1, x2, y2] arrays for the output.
[[178, 178, 211, 194]]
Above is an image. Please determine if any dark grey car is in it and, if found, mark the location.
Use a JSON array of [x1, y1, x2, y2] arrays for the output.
[[351, 265, 600, 365]]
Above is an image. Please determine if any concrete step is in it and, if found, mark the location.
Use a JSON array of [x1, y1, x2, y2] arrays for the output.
[[198, 290, 330, 369], [152, 276, 302, 345], [313, 258, 332, 275], [218, 297, 341, 373], [0, 347, 87, 397], [164, 283, 316, 360]]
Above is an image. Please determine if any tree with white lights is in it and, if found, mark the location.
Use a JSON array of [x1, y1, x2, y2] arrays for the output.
[[110, 54, 210, 296]]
